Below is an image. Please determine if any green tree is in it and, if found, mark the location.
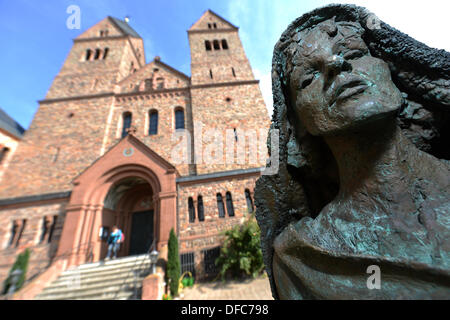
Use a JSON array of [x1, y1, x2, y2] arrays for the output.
[[166, 228, 180, 297], [215, 214, 264, 280], [2, 248, 30, 295]]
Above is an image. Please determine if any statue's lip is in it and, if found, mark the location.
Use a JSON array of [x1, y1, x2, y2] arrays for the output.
[[334, 78, 369, 102]]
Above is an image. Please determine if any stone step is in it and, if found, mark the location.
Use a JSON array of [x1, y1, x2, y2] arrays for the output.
[[36, 278, 145, 300], [36, 254, 156, 300], [59, 261, 151, 279], [49, 268, 150, 287], [71, 254, 151, 271], [62, 257, 151, 275], [48, 268, 150, 288], [39, 274, 149, 294], [38, 289, 139, 300]]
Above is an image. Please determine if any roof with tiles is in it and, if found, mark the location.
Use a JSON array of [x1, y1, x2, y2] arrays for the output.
[[108, 16, 141, 38], [0, 108, 25, 139]]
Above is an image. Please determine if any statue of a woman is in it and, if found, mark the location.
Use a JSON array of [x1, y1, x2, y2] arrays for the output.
[[255, 4, 450, 299]]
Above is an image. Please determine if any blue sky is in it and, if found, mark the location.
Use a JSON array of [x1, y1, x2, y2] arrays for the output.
[[1, 0, 448, 129]]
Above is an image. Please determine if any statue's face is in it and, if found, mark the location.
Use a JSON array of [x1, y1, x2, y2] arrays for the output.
[[288, 18, 402, 136]]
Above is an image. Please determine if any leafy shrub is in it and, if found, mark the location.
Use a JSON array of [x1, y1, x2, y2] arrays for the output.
[[2, 248, 30, 295], [166, 228, 180, 297], [215, 214, 264, 280]]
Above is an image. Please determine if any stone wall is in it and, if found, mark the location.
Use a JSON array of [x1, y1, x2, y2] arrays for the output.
[[118, 59, 190, 93], [190, 83, 270, 174], [0, 200, 68, 285], [111, 90, 193, 176], [177, 173, 258, 278], [0, 96, 115, 199]]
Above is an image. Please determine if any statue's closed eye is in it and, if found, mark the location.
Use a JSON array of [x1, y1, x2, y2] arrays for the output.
[[343, 50, 365, 60], [301, 77, 314, 89], [300, 71, 319, 89]]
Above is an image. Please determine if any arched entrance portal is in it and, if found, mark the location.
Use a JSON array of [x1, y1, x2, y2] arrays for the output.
[[56, 135, 178, 268], [101, 177, 155, 259]]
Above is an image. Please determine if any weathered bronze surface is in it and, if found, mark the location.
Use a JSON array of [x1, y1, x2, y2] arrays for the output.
[[255, 4, 450, 299]]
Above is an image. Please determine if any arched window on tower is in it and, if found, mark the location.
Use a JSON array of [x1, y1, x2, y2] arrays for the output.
[[149, 110, 158, 135], [245, 189, 254, 214], [188, 197, 196, 223], [205, 40, 212, 51], [217, 193, 225, 218], [94, 48, 101, 60], [85, 49, 93, 61], [122, 112, 132, 138], [221, 39, 228, 50], [0, 147, 10, 164], [197, 196, 205, 222], [226, 192, 235, 217], [103, 47, 109, 59], [175, 108, 185, 130], [213, 40, 220, 50]]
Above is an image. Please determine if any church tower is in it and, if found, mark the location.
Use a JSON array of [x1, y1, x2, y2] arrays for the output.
[[0, 17, 145, 199], [188, 10, 254, 85], [188, 10, 270, 174], [46, 16, 145, 99]]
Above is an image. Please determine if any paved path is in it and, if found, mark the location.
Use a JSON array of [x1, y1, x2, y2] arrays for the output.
[[180, 276, 273, 300]]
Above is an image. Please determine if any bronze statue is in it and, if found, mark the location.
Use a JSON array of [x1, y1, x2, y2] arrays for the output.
[[255, 4, 450, 299]]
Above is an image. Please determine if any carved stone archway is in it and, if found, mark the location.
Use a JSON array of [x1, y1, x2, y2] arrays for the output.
[[56, 135, 178, 267]]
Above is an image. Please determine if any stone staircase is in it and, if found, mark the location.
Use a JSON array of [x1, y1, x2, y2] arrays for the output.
[[36, 254, 152, 300]]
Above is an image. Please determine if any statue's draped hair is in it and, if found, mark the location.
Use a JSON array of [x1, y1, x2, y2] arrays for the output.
[[255, 4, 450, 299]]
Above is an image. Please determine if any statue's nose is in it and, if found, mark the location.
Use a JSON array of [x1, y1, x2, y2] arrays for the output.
[[324, 55, 352, 86], [326, 55, 345, 72]]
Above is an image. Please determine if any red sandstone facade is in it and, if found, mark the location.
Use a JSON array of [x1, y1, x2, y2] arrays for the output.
[[0, 10, 270, 292]]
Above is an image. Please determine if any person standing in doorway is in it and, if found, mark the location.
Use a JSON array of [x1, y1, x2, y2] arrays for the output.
[[105, 225, 123, 260]]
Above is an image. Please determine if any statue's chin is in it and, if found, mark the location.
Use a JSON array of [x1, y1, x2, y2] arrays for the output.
[[323, 100, 400, 136], [351, 106, 399, 129], [315, 112, 396, 137]]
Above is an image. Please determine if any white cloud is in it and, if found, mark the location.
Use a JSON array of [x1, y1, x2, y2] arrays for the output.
[[254, 68, 273, 117], [335, 0, 450, 51], [225, 0, 449, 119]]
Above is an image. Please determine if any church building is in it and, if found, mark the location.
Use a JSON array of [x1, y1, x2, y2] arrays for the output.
[[0, 9, 270, 296]]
